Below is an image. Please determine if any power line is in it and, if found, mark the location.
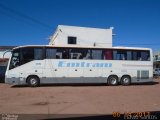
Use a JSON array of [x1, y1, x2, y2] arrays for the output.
[[0, 9, 41, 28], [0, 3, 53, 30]]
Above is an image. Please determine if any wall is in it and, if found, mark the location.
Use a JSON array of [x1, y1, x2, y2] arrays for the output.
[[49, 25, 113, 48]]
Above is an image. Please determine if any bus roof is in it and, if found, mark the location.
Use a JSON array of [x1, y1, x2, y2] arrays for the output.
[[13, 45, 152, 51]]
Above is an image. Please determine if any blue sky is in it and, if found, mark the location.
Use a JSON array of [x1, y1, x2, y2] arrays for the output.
[[0, 0, 160, 51]]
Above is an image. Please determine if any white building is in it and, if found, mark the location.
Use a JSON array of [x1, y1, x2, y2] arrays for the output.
[[153, 50, 160, 68], [49, 25, 114, 48], [153, 51, 160, 61]]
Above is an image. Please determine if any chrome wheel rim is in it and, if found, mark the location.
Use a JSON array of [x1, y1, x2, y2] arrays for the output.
[[123, 78, 129, 83], [30, 78, 37, 85], [111, 78, 117, 85]]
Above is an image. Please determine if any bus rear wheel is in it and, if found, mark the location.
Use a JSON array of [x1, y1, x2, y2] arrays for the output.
[[27, 76, 40, 87], [121, 76, 131, 86], [108, 76, 118, 86]]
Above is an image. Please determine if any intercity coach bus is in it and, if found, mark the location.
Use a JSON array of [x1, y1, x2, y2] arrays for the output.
[[5, 45, 153, 87]]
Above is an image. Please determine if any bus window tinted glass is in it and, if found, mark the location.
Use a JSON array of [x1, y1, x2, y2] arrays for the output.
[[92, 50, 103, 60], [34, 48, 43, 60], [127, 51, 132, 60], [46, 48, 56, 59], [21, 48, 34, 64], [56, 48, 69, 59], [69, 48, 81, 59], [132, 50, 150, 61], [141, 51, 150, 61], [9, 49, 20, 69], [104, 50, 112, 60], [113, 50, 127, 60], [69, 48, 91, 59], [84, 49, 91, 59], [132, 51, 138, 60]]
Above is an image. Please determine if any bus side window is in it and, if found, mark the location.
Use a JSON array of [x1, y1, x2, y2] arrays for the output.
[[137, 51, 142, 61], [83, 50, 91, 59], [9, 50, 20, 69], [46, 48, 56, 59], [132, 50, 150, 61], [132, 51, 138, 60], [69, 48, 82, 59], [120, 51, 127, 60], [141, 51, 150, 61], [56, 54, 61, 59], [34, 48, 43, 60], [69, 48, 90, 59], [62, 49, 69, 59], [127, 51, 132, 60], [56, 53, 62, 59], [92, 49, 103, 60], [56, 48, 69, 59], [113, 50, 127, 60], [104, 50, 113, 60], [121, 54, 126, 60], [21, 48, 34, 64]]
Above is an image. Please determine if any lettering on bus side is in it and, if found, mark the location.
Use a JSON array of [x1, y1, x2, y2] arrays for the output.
[[58, 61, 112, 68]]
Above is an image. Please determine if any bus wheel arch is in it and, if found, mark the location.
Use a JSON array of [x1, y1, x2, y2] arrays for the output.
[[107, 75, 119, 86], [26, 75, 40, 87], [121, 75, 131, 86]]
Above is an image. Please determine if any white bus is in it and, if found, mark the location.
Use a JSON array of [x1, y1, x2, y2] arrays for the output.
[[5, 45, 153, 87]]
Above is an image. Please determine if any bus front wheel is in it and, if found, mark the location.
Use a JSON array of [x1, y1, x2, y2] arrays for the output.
[[121, 76, 131, 86], [27, 76, 40, 87], [108, 75, 118, 86]]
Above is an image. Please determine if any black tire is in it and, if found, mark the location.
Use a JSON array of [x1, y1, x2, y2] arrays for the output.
[[121, 76, 131, 86], [108, 76, 118, 86], [28, 76, 40, 87]]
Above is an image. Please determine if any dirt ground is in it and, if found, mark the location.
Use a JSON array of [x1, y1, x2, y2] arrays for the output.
[[0, 79, 160, 118]]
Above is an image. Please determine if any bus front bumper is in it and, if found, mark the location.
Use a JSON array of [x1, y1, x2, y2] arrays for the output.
[[5, 77, 26, 85]]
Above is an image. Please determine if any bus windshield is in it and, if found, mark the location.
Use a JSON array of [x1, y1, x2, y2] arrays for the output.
[[9, 49, 20, 70]]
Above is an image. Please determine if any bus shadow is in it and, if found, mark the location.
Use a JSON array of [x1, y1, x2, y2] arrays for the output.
[[11, 81, 159, 88], [11, 83, 106, 88], [11, 85, 28, 88], [131, 81, 159, 86]]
